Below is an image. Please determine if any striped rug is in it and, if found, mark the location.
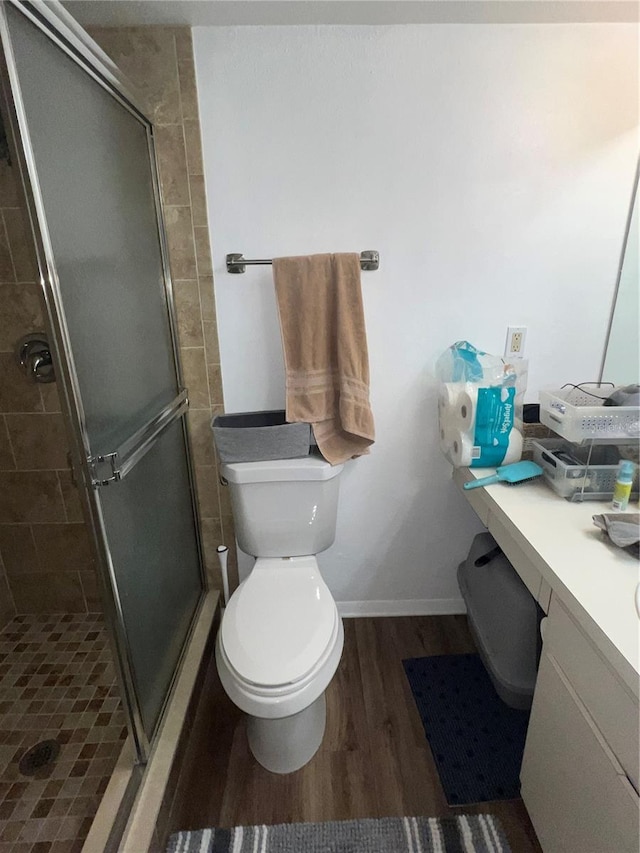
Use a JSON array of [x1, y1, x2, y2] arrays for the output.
[[167, 814, 511, 852]]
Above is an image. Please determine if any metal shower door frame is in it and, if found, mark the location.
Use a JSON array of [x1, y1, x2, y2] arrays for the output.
[[0, 0, 207, 763]]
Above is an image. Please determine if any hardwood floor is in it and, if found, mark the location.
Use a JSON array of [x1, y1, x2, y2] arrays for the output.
[[166, 616, 541, 852]]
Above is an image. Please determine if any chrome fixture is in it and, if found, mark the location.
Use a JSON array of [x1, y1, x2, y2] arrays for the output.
[[17, 333, 55, 383], [226, 249, 380, 274], [88, 390, 189, 486]]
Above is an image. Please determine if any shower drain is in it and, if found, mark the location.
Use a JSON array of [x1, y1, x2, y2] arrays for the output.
[[18, 739, 60, 776]]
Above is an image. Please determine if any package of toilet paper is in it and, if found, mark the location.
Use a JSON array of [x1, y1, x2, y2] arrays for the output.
[[435, 341, 527, 468]]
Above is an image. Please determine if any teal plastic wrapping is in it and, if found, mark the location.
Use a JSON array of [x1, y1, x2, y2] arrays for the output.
[[436, 341, 526, 468]]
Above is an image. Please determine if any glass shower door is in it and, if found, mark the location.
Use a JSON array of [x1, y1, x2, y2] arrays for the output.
[[1, 2, 204, 756]]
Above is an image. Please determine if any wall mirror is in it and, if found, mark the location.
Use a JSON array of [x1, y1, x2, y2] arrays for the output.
[[601, 163, 639, 386]]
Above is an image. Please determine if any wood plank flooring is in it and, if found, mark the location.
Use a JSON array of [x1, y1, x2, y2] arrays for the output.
[[166, 616, 541, 852]]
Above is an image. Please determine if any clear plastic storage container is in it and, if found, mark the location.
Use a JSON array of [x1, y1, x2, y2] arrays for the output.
[[532, 438, 639, 502], [539, 385, 640, 444]]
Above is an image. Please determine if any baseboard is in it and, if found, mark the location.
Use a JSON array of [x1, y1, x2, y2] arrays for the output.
[[337, 598, 467, 617]]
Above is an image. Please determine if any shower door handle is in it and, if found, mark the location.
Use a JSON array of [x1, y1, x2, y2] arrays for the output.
[[88, 389, 189, 486]]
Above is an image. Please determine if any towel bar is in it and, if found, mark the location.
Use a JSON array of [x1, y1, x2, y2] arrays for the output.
[[226, 250, 379, 274]]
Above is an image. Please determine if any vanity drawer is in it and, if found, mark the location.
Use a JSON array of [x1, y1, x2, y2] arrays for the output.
[[545, 596, 639, 791]]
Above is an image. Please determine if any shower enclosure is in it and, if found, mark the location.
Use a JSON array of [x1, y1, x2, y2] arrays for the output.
[[0, 0, 205, 801]]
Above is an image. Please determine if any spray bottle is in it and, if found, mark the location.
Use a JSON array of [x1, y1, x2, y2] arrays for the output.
[[612, 460, 635, 512]]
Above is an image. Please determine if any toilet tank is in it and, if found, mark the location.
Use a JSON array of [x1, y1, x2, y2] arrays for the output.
[[220, 456, 343, 557]]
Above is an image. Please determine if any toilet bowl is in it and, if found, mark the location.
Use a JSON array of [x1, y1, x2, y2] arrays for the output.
[[216, 456, 344, 774], [216, 556, 344, 773]]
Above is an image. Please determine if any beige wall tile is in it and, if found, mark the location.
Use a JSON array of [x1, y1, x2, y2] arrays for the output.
[[79, 569, 102, 612], [5, 413, 69, 470], [0, 283, 44, 353], [183, 121, 203, 176], [0, 418, 15, 470], [220, 518, 239, 591], [206, 364, 223, 406], [164, 206, 197, 279], [32, 523, 94, 574], [199, 516, 222, 590], [57, 471, 85, 523], [0, 213, 15, 282], [188, 175, 207, 228], [10, 571, 85, 613], [203, 321, 220, 367], [194, 227, 212, 278], [0, 471, 65, 523], [198, 276, 215, 323], [0, 564, 16, 628], [3, 209, 37, 282], [187, 409, 216, 468], [177, 59, 199, 122], [194, 465, 219, 519], [155, 125, 190, 207], [0, 161, 20, 208], [174, 280, 203, 348], [180, 348, 209, 409], [0, 354, 43, 413], [217, 479, 234, 520], [89, 28, 181, 125], [173, 28, 193, 61], [39, 382, 62, 413], [0, 524, 39, 575]]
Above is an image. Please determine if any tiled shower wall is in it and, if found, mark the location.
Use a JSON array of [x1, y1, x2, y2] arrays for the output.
[[0, 26, 234, 624], [0, 153, 98, 624], [88, 26, 237, 591]]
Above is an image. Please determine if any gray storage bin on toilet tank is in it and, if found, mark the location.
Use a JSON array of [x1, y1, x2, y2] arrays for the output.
[[211, 409, 312, 463]]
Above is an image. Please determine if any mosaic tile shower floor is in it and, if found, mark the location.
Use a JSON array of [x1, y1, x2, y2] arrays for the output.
[[0, 613, 127, 853]]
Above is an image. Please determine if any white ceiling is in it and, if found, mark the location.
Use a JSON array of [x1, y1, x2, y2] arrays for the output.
[[61, 0, 640, 27]]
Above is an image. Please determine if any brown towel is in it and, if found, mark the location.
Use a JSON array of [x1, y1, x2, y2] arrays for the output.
[[273, 253, 375, 465]]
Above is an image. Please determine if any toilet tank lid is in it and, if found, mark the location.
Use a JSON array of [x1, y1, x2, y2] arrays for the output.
[[221, 456, 343, 484]]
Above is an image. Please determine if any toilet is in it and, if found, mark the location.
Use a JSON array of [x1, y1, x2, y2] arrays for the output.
[[215, 455, 344, 774]]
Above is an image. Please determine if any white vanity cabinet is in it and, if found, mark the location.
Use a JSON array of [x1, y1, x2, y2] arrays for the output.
[[520, 597, 639, 853], [454, 468, 640, 852]]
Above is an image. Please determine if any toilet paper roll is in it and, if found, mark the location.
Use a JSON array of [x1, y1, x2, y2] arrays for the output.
[[455, 384, 478, 433], [439, 383, 478, 433], [438, 423, 450, 455], [502, 428, 524, 465], [449, 431, 474, 467], [438, 383, 460, 417]]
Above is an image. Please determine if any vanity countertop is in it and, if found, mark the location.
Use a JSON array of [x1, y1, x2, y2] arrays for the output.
[[454, 467, 640, 696]]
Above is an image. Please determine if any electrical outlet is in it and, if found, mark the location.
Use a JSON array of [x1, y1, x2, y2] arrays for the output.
[[505, 326, 527, 358]]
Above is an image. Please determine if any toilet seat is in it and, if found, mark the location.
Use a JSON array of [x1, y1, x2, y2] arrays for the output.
[[220, 614, 340, 697], [220, 556, 337, 687], [216, 613, 344, 720]]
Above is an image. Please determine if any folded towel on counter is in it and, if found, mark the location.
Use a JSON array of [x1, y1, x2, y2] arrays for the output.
[[273, 253, 375, 465], [593, 513, 640, 555]]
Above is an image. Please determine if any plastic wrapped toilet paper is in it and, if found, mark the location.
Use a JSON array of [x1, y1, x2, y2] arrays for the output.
[[438, 383, 460, 417], [438, 424, 451, 455], [502, 428, 523, 465], [450, 432, 474, 467], [456, 385, 477, 432], [439, 382, 478, 432]]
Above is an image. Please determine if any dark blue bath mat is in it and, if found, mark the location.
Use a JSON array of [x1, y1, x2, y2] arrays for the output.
[[403, 654, 530, 806]]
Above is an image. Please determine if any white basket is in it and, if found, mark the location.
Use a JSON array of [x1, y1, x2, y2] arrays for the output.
[[532, 438, 639, 501], [539, 385, 640, 443]]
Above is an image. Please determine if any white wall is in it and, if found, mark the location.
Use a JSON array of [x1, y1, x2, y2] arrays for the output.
[[194, 23, 638, 613], [603, 179, 639, 385]]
